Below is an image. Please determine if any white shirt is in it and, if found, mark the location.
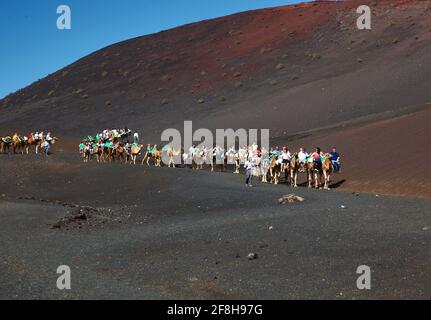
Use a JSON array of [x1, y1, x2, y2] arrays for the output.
[[298, 151, 307, 162], [245, 161, 254, 171], [281, 151, 291, 160]]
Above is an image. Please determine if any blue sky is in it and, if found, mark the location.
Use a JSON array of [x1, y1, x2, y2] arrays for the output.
[[0, 0, 309, 99]]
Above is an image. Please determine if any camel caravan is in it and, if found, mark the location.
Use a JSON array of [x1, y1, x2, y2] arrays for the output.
[[79, 128, 172, 167], [0, 132, 58, 155], [80, 131, 341, 190]]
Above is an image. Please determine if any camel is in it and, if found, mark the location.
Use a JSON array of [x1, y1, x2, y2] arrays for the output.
[[226, 148, 238, 173], [289, 153, 300, 188], [83, 145, 93, 163], [166, 146, 181, 168], [101, 141, 115, 162], [259, 151, 270, 183], [321, 153, 333, 190], [112, 143, 127, 163], [93, 145, 104, 162], [25, 133, 41, 154], [306, 161, 321, 189], [11, 133, 26, 154], [206, 147, 216, 172], [104, 145, 115, 162], [142, 145, 162, 167], [0, 136, 12, 154], [129, 144, 144, 165], [281, 157, 290, 184], [82, 143, 103, 163], [268, 156, 282, 185], [234, 154, 241, 174], [192, 148, 205, 170], [289, 153, 314, 188]]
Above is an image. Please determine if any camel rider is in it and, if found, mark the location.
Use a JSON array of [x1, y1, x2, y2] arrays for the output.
[[46, 132, 52, 143], [330, 147, 341, 173], [102, 130, 109, 142], [298, 147, 308, 172], [269, 147, 275, 158], [133, 131, 139, 145], [125, 142, 131, 154], [188, 145, 196, 160], [311, 147, 322, 171], [226, 146, 235, 160], [79, 142, 85, 154], [252, 142, 258, 153], [146, 144, 152, 153], [281, 147, 291, 169], [298, 148, 308, 163]]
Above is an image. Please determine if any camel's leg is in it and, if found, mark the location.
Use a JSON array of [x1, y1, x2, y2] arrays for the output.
[[315, 172, 319, 189], [324, 171, 330, 190]]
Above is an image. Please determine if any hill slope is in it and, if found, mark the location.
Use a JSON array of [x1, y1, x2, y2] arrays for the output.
[[1, 0, 431, 140]]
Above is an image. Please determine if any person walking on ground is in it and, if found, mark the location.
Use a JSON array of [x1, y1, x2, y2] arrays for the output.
[[245, 159, 254, 187], [42, 139, 50, 156], [183, 151, 189, 169]]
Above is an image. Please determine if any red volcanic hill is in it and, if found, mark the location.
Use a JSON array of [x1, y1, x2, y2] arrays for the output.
[[1, 0, 431, 199], [1, 0, 431, 140]]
